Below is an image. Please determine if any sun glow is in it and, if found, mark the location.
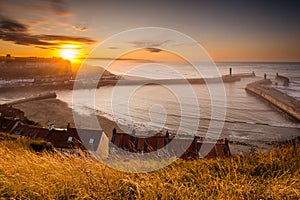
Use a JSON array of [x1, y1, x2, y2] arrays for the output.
[[60, 49, 77, 60], [58, 45, 82, 62], [59, 49, 78, 61]]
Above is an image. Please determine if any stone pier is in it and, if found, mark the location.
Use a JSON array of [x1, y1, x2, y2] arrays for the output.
[[245, 79, 300, 121]]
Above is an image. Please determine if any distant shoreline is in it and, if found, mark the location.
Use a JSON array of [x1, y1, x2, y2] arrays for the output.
[[0, 72, 254, 89]]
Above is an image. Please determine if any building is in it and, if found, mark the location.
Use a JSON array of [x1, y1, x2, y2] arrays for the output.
[[0, 117, 20, 133], [0, 105, 231, 160], [0, 104, 25, 119], [0, 55, 72, 88], [0, 104, 108, 156], [110, 131, 231, 160], [12, 124, 105, 155]]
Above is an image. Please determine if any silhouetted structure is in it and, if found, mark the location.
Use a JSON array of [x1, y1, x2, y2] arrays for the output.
[[275, 73, 289, 86]]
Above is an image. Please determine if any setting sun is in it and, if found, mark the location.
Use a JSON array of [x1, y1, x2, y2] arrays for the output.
[[59, 48, 79, 62]]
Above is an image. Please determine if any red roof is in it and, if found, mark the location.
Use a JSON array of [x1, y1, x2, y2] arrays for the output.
[[0, 117, 19, 133], [11, 124, 102, 151], [18, 125, 49, 139], [111, 132, 231, 160], [46, 128, 84, 150]]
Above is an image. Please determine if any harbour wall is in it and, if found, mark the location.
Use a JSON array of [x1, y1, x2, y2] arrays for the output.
[[6, 92, 57, 106], [245, 79, 300, 121]]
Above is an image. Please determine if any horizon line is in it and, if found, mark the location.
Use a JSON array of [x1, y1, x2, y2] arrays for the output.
[[1, 55, 300, 63]]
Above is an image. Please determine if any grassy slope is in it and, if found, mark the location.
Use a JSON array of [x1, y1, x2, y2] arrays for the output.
[[0, 133, 299, 199]]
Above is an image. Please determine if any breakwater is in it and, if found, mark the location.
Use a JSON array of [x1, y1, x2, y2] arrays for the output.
[[98, 76, 239, 86], [6, 92, 57, 106], [97, 73, 255, 87], [245, 79, 300, 121]]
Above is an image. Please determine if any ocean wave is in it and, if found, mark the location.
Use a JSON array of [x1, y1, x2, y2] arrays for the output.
[[91, 108, 300, 132]]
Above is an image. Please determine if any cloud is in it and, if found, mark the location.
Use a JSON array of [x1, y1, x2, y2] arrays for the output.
[[1, 32, 53, 46], [44, 0, 69, 16], [144, 47, 162, 53], [35, 46, 56, 50], [129, 40, 171, 53], [0, 17, 96, 49], [38, 35, 95, 43], [73, 26, 88, 31], [0, 17, 28, 32], [106, 40, 169, 53], [86, 57, 154, 62], [107, 46, 120, 50], [0, 0, 70, 17]]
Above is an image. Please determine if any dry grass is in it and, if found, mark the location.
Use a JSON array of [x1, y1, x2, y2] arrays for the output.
[[0, 133, 299, 199]]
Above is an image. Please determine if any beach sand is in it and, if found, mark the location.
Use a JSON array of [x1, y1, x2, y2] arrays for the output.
[[14, 98, 123, 139]]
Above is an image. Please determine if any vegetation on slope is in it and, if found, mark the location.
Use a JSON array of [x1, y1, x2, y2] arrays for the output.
[[0, 133, 299, 199]]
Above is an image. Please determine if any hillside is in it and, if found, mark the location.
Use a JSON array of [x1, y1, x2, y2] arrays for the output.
[[0, 56, 72, 79], [0, 133, 299, 199]]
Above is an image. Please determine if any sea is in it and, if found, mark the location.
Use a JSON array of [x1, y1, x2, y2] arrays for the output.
[[56, 62, 300, 148], [1, 62, 299, 149]]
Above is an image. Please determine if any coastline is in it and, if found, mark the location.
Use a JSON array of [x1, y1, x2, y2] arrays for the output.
[[13, 98, 121, 138], [3, 72, 299, 157], [12, 97, 293, 156]]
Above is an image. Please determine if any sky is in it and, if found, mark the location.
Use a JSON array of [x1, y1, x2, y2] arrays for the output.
[[0, 0, 300, 62]]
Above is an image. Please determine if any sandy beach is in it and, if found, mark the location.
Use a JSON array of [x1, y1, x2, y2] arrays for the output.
[[14, 98, 126, 139]]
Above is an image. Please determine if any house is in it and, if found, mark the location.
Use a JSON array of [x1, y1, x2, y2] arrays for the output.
[[13, 124, 48, 139], [0, 117, 20, 133], [0, 104, 25, 119], [110, 131, 231, 160], [10, 123, 107, 156], [0, 105, 230, 160], [0, 105, 106, 156]]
